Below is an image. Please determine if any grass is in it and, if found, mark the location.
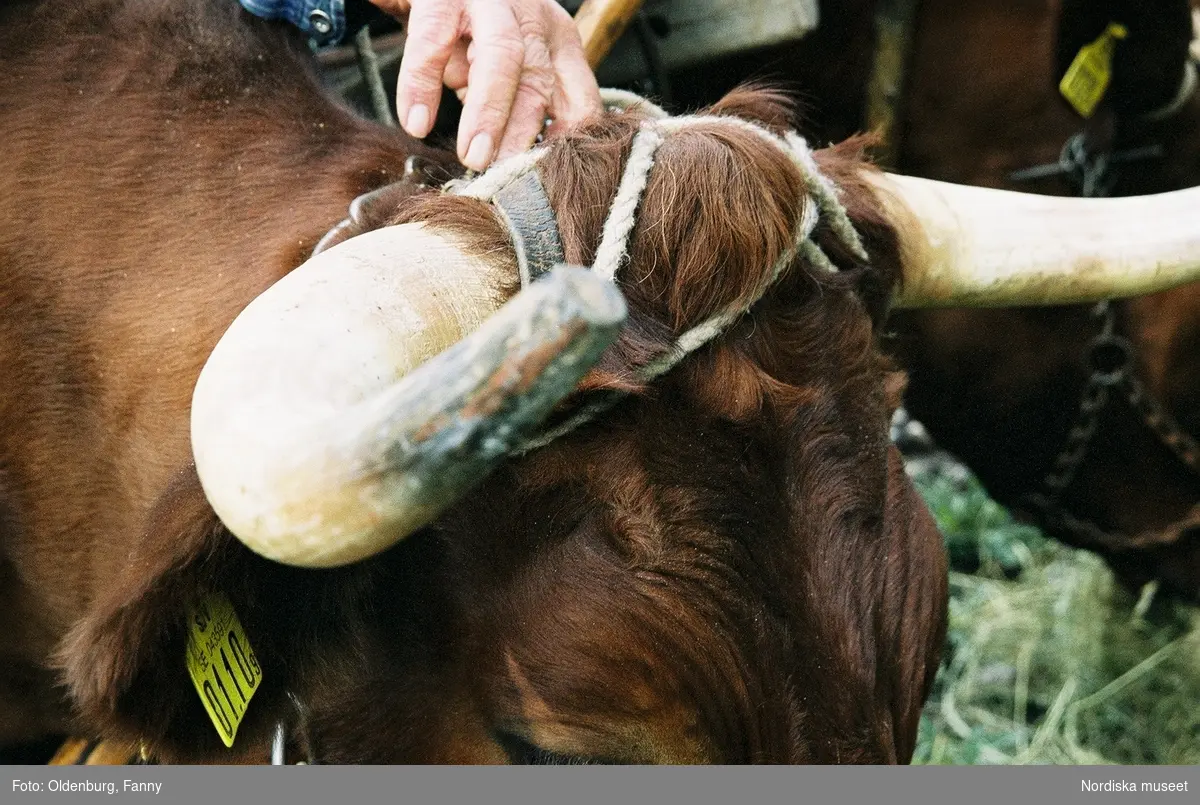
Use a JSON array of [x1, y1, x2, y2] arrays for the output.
[[907, 458, 1200, 765]]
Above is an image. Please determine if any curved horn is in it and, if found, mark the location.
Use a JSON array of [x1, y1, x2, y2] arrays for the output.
[[192, 224, 626, 568], [867, 173, 1200, 308]]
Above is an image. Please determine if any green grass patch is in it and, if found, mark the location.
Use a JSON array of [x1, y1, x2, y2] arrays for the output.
[[909, 463, 1200, 765]]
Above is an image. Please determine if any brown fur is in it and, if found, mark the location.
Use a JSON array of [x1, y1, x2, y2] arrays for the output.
[[0, 1, 946, 762]]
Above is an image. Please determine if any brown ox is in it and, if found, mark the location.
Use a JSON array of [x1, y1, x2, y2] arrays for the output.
[[3, 0, 1197, 765], [891, 0, 1200, 599]]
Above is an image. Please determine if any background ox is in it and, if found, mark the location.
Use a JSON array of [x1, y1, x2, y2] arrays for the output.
[[893, 0, 1200, 599]]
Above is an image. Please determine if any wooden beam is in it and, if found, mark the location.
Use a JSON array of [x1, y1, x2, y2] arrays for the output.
[[575, 0, 645, 69], [865, 0, 922, 169]]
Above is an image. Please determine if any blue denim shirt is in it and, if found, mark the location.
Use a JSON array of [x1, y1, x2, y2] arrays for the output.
[[239, 0, 346, 45]]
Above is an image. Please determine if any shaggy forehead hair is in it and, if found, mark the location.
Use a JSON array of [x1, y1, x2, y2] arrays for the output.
[[390, 86, 905, 398]]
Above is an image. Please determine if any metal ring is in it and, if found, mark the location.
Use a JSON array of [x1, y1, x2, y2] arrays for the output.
[[403, 154, 434, 186], [1088, 334, 1134, 386]]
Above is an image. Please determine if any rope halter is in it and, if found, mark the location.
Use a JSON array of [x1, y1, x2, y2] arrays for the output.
[[444, 90, 870, 448]]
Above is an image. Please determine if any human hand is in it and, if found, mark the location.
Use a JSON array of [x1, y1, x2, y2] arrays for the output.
[[370, 0, 602, 171]]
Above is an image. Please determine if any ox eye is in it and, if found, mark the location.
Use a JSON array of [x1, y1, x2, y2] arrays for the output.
[[495, 731, 610, 765]]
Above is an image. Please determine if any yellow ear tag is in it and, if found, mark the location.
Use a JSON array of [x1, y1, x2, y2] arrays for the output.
[[1060, 22, 1128, 118], [185, 592, 263, 748]]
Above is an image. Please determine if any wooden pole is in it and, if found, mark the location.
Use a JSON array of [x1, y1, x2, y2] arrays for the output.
[[574, 0, 645, 69], [865, 0, 922, 169]]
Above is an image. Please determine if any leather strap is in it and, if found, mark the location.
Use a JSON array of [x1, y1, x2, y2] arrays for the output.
[[492, 170, 566, 287]]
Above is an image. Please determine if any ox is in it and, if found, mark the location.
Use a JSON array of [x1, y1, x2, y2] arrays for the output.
[[890, 0, 1200, 599], [0, 0, 946, 764], [2, 0, 1197, 764]]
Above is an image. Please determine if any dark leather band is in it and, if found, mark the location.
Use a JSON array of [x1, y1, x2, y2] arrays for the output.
[[492, 170, 566, 287]]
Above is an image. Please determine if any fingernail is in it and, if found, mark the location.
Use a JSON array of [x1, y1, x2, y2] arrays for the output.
[[404, 104, 431, 138], [463, 133, 494, 171]]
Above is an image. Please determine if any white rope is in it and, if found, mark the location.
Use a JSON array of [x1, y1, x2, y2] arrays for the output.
[[599, 88, 670, 120], [591, 126, 666, 283], [629, 126, 842, 382], [785, 132, 869, 262], [446, 147, 549, 201]]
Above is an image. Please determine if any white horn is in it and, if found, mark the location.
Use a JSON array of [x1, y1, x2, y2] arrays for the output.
[[866, 173, 1200, 307], [191, 224, 625, 567]]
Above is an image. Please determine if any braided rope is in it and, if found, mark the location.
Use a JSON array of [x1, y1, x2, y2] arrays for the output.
[[591, 126, 666, 283], [599, 88, 670, 119], [785, 132, 869, 262], [446, 147, 549, 201]]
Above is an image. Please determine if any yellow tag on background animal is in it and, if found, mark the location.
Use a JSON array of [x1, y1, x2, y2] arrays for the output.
[[1060, 22, 1128, 118], [185, 592, 263, 748]]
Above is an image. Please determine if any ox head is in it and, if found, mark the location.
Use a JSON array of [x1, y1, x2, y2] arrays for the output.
[[58, 87, 946, 764], [64, 85, 1200, 764]]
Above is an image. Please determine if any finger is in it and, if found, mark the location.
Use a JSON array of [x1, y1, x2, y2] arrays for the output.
[[457, 1, 526, 170], [442, 40, 471, 94], [547, 14, 603, 125], [549, 47, 603, 125], [495, 81, 551, 160], [396, 1, 466, 138]]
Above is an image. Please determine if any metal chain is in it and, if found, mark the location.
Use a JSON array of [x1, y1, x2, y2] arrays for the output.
[[1022, 300, 1200, 553], [1009, 132, 1164, 197], [1038, 301, 1125, 500], [1009, 107, 1195, 556], [1124, 373, 1200, 473], [1023, 493, 1200, 554]]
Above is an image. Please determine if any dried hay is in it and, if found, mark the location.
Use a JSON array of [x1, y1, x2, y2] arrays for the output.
[[909, 461, 1200, 765]]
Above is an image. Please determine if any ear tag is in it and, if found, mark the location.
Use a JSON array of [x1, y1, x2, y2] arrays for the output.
[[185, 592, 263, 748], [1060, 22, 1128, 118]]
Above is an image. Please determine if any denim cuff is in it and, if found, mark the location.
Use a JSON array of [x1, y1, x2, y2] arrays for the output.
[[239, 0, 347, 45]]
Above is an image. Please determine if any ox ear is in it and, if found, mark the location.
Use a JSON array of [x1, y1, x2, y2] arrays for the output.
[[54, 467, 343, 761], [54, 467, 246, 758]]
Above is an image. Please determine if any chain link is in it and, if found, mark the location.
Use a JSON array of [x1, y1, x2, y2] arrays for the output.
[[1006, 121, 1194, 559], [1038, 301, 1124, 499], [1023, 494, 1200, 554]]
